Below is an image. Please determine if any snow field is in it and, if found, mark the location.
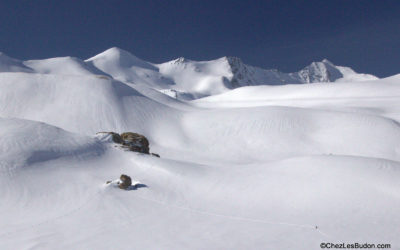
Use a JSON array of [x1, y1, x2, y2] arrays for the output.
[[0, 49, 399, 249]]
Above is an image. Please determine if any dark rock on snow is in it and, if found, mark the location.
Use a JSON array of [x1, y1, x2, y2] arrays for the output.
[[110, 132, 123, 144], [97, 131, 160, 156], [119, 174, 132, 190], [120, 132, 150, 154], [105, 174, 133, 190]]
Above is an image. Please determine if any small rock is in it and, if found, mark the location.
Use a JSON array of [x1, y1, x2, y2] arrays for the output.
[[118, 174, 132, 190]]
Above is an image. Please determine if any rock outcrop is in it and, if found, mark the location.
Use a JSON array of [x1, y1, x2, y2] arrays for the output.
[[97, 131, 159, 156], [120, 132, 149, 154]]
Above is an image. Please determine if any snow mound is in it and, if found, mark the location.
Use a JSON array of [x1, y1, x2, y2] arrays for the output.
[[0, 117, 103, 171]]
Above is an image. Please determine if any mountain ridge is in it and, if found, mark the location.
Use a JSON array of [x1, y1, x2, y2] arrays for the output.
[[0, 48, 379, 99]]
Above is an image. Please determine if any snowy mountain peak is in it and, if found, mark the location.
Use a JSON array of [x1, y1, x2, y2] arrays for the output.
[[294, 59, 378, 83], [86, 47, 156, 70], [91, 47, 132, 58], [88, 47, 137, 63], [321, 58, 333, 64], [172, 57, 188, 64], [295, 59, 343, 83], [225, 56, 244, 65], [223, 56, 254, 87], [85, 47, 157, 82], [223, 56, 344, 87]]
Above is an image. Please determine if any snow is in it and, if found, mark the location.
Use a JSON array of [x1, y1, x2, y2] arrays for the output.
[[0, 49, 399, 249], [24, 56, 107, 76]]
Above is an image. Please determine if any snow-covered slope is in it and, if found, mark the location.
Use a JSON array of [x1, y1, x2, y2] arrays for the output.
[[0, 72, 185, 146], [0, 49, 398, 250], [24, 56, 108, 76], [85, 47, 174, 89], [0, 118, 103, 170]]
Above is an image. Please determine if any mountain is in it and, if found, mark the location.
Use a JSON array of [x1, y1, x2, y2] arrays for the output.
[[156, 55, 378, 98], [0, 48, 378, 99], [227, 57, 378, 86], [291, 59, 378, 83]]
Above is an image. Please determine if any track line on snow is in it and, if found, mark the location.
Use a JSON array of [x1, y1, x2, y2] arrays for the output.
[[1, 185, 333, 240], [129, 193, 332, 238]]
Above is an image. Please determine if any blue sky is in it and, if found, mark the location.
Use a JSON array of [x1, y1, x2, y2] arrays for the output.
[[0, 0, 399, 77]]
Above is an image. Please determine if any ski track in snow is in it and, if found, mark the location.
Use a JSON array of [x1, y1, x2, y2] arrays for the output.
[[0, 185, 331, 240], [128, 192, 333, 238]]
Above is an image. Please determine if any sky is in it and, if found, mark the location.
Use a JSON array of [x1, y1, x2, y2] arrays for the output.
[[0, 0, 399, 77]]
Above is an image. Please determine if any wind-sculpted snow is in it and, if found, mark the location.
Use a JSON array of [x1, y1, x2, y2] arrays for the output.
[[0, 118, 104, 171], [0, 49, 399, 249], [179, 106, 400, 163], [0, 72, 183, 138], [24, 56, 109, 76]]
